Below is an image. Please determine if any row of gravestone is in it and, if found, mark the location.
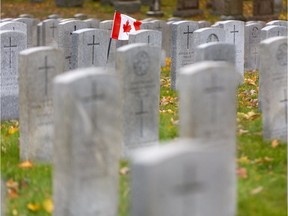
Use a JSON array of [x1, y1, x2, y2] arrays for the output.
[[2, 37, 287, 215]]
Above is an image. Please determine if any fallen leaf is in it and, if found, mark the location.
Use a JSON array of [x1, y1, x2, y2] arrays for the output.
[[237, 155, 250, 165], [27, 203, 41, 211], [8, 126, 18, 135], [237, 167, 248, 179], [271, 139, 279, 148], [43, 198, 54, 213], [238, 129, 248, 135], [18, 160, 33, 169], [251, 186, 263, 195], [120, 167, 130, 176], [264, 157, 273, 162], [12, 209, 18, 216]]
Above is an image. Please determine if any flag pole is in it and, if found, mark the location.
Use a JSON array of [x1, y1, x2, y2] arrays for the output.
[[106, 37, 112, 64]]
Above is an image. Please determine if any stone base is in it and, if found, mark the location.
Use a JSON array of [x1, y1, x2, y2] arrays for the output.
[[146, 10, 164, 17], [173, 9, 203, 17], [247, 15, 279, 21], [113, 1, 141, 14], [220, 15, 246, 21]]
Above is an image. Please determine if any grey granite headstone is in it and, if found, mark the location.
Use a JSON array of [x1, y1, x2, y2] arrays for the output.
[[244, 23, 262, 70], [128, 29, 162, 48], [140, 21, 154, 30], [195, 42, 235, 66], [261, 25, 287, 41], [147, 0, 164, 17], [170, 21, 199, 89], [198, 20, 211, 28], [57, 20, 88, 71], [131, 140, 237, 216], [14, 18, 38, 47], [74, 13, 88, 20], [42, 19, 59, 47], [72, 28, 110, 69], [48, 14, 61, 19], [116, 43, 161, 155], [19, 47, 64, 162], [1, 30, 27, 121], [173, 0, 203, 17], [246, 20, 266, 29], [219, 20, 245, 76], [193, 27, 225, 47], [266, 20, 288, 27], [99, 20, 116, 67], [84, 18, 100, 28], [179, 61, 241, 141], [259, 37, 287, 142], [167, 17, 182, 22], [0, 21, 27, 34], [19, 14, 34, 18], [252, 0, 278, 20], [165, 20, 176, 57], [53, 67, 122, 216], [151, 20, 169, 55]]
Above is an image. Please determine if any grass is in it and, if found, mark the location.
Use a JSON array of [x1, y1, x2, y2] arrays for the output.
[[1, 0, 287, 215]]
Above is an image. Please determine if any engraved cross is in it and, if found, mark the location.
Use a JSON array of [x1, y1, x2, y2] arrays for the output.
[[183, 26, 194, 49], [3, 37, 17, 69], [135, 98, 148, 137], [38, 56, 55, 96], [87, 35, 100, 65], [230, 25, 239, 44]]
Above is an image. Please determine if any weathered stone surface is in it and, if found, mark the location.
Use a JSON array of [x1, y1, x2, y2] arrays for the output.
[[193, 27, 225, 47], [53, 67, 122, 216], [84, 18, 100, 28], [1, 30, 27, 121], [116, 44, 161, 155], [42, 19, 59, 47], [128, 29, 162, 48], [261, 25, 287, 40], [72, 28, 110, 69], [19, 47, 64, 162], [170, 21, 199, 89], [259, 37, 287, 142]]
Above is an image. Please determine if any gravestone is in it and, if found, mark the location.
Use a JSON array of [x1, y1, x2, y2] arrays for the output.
[[19, 47, 64, 162], [140, 21, 154, 30], [0, 21, 27, 34], [84, 18, 100, 28], [244, 23, 262, 70], [57, 20, 88, 71], [99, 20, 116, 66], [48, 14, 61, 19], [259, 37, 287, 142], [42, 19, 59, 47], [165, 20, 176, 57], [53, 67, 122, 216], [218, 20, 245, 76], [1, 179, 5, 216], [1, 18, 13, 22], [170, 21, 199, 89], [151, 20, 169, 56], [19, 14, 34, 18], [56, 0, 84, 7], [13, 18, 36, 47], [266, 20, 288, 27], [246, 20, 266, 29], [147, 0, 164, 17], [131, 141, 237, 216], [37, 22, 43, 46], [116, 44, 161, 155], [113, 1, 141, 13], [128, 29, 162, 48], [198, 20, 211, 28], [211, 0, 244, 20], [167, 17, 182, 22], [173, 0, 203, 17], [252, 0, 278, 20], [261, 25, 287, 41], [193, 27, 225, 47], [71, 28, 110, 69], [179, 61, 241, 141], [195, 42, 235, 66], [1, 30, 27, 121], [74, 13, 88, 20]]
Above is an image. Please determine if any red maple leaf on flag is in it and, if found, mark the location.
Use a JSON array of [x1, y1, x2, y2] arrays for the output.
[[123, 20, 132, 33]]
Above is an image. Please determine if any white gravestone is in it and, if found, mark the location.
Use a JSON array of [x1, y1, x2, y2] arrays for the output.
[[259, 37, 288, 142], [261, 25, 288, 41], [1, 30, 27, 121], [116, 43, 161, 155], [53, 67, 122, 216], [19, 47, 64, 162]]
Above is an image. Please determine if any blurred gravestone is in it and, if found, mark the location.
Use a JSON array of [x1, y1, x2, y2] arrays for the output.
[[56, 0, 84, 7], [84, 18, 100, 28], [113, 1, 141, 13], [53, 67, 122, 216], [147, 0, 164, 17], [41, 19, 59, 47], [173, 0, 203, 17], [74, 13, 88, 20], [128, 29, 162, 48], [261, 25, 287, 41], [14, 18, 38, 47], [252, 0, 278, 20], [19, 47, 64, 162], [193, 27, 225, 47], [266, 20, 288, 27]]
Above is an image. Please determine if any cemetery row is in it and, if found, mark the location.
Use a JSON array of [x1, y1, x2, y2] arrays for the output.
[[1, 16, 287, 215]]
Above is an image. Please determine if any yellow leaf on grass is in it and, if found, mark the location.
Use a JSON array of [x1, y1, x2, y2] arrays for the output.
[[251, 186, 263, 195], [27, 203, 41, 211], [271, 139, 279, 148], [12, 209, 18, 215], [8, 126, 18, 135], [18, 160, 33, 169], [237, 155, 250, 165], [43, 198, 54, 213], [119, 167, 130, 176]]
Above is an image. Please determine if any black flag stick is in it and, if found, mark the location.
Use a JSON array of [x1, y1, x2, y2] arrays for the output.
[[106, 37, 113, 64]]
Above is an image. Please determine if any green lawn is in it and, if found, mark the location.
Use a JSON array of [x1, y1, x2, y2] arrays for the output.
[[1, 66, 287, 216]]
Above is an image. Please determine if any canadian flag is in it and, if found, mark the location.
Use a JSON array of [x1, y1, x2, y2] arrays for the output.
[[111, 11, 142, 40]]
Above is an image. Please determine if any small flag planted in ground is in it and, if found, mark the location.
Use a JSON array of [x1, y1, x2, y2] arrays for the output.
[[111, 11, 142, 40]]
